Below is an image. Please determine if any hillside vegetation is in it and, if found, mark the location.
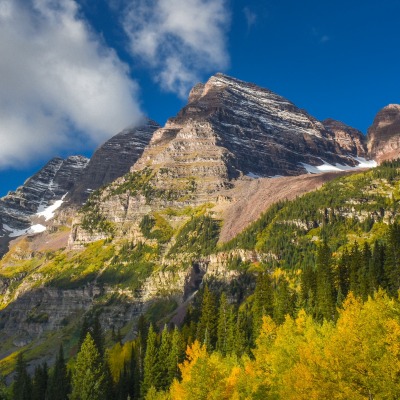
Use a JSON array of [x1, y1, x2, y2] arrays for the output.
[[3, 160, 400, 398]]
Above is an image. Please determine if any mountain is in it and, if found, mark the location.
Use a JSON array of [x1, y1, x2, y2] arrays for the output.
[[367, 104, 400, 163], [132, 74, 368, 193], [0, 73, 397, 382], [0, 156, 88, 236], [67, 119, 160, 205]]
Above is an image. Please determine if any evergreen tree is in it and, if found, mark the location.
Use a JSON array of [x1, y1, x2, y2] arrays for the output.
[[129, 342, 141, 400], [47, 345, 70, 400], [385, 222, 400, 295], [336, 249, 350, 301], [12, 353, 32, 400], [301, 263, 317, 314], [316, 241, 335, 320], [225, 306, 237, 355], [115, 364, 130, 400], [196, 285, 218, 349], [349, 242, 362, 295], [273, 278, 294, 324], [234, 309, 248, 356], [79, 313, 104, 357], [216, 293, 229, 355], [252, 273, 274, 336], [0, 373, 8, 400], [142, 324, 159, 397], [167, 326, 184, 385], [369, 241, 385, 292], [157, 325, 171, 390], [359, 242, 372, 299], [32, 362, 48, 400], [70, 333, 107, 400]]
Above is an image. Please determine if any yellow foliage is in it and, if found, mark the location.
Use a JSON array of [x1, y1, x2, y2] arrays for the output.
[[107, 341, 133, 382], [165, 292, 400, 399]]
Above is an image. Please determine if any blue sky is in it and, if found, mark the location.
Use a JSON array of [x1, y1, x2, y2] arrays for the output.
[[0, 0, 399, 196]]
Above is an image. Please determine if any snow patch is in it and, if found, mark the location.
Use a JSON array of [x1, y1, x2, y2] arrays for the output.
[[36, 194, 66, 221], [354, 157, 378, 168], [29, 224, 46, 234], [3, 223, 47, 237], [301, 158, 377, 174]]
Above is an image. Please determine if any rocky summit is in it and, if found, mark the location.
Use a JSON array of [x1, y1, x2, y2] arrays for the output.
[[132, 74, 368, 193], [0, 156, 89, 235], [67, 119, 160, 205], [367, 104, 400, 163]]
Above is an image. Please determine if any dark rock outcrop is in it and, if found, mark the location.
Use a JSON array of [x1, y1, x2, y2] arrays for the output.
[[367, 104, 400, 163], [322, 118, 366, 157], [67, 119, 160, 205], [0, 156, 89, 234]]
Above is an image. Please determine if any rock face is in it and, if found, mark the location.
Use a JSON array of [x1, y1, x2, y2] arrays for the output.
[[68, 119, 160, 205], [133, 73, 368, 193], [322, 119, 366, 157], [367, 104, 400, 163], [0, 156, 89, 234]]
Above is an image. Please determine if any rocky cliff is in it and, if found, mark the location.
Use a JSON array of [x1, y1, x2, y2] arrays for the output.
[[67, 74, 374, 247], [367, 104, 400, 163], [132, 74, 367, 186], [0, 156, 89, 236], [67, 119, 160, 205]]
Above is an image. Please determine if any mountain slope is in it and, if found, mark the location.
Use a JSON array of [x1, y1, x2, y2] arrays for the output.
[[133, 74, 367, 183], [68, 119, 160, 205], [0, 156, 89, 235], [367, 104, 400, 163]]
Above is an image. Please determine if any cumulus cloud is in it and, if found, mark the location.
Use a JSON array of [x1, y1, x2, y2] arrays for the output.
[[123, 0, 230, 98], [0, 0, 143, 169]]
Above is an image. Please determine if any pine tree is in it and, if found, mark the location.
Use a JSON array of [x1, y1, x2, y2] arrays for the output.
[[369, 241, 385, 292], [12, 353, 32, 400], [252, 272, 274, 336], [196, 285, 217, 349], [336, 248, 350, 300], [142, 324, 159, 397], [167, 326, 184, 385], [359, 242, 372, 299], [0, 373, 8, 400], [91, 313, 105, 357], [349, 242, 362, 295], [47, 345, 71, 400], [157, 325, 171, 390], [385, 222, 400, 295], [316, 241, 335, 321], [301, 263, 317, 314], [273, 278, 294, 324], [225, 306, 237, 355], [234, 310, 248, 356], [216, 292, 230, 355], [70, 333, 107, 400], [79, 313, 104, 357], [32, 362, 48, 400]]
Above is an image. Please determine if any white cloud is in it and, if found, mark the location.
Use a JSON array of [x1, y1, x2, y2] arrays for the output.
[[0, 0, 143, 169], [123, 0, 230, 98]]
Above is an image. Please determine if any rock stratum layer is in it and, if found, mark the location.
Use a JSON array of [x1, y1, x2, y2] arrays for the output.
[[0, 156, 89, 235], [133, 74, 367, 188], [367, 104, 400, 163], [68, 119, 160, 205]]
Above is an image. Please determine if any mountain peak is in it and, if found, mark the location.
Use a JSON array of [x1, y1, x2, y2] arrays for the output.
[[367, 104, 400, 163], [67, 119, 160, 205]]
